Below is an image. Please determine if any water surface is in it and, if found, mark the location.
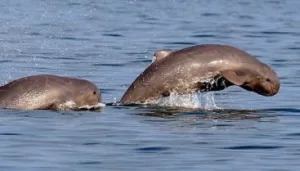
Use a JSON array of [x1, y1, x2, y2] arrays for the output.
[[0, 0, 299, 170]]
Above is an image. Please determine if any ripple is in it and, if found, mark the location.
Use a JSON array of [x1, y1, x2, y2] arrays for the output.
[[128, 59, 152, 64], [124, 52, 148, 56], [167, 42, 196, 45], [102, 33, 124, 37], [0, 60, 12, 63], [37, 23, 60, 27], [264, 108, 300, 113], [78, 161, 102, 165], [238, 15, 254, 19], [193, 141, 210, 145], [239, 24, 257, 29], [201, 12, 220, 17], [213, 124, 235, 127], [68, 2, 81, 6], [286, 47, 300, 50], [49, 36, 91, 41], [192, 34, 216, 38], [243, 34, 268, 38], [266, 0, 282, 4], [222, 145, 283, 150], [0, 132, 22, 136], [137, 112, 179, 119], [92, 63, 125, 67], [285, 133, 300, 136], [259, 31, 300, 36], [27, 32, 41, 36], [135, 146, 171, 153], [273, 59, 287, 62], [82, 142, 100, 146], [101, 88, 117, 93]]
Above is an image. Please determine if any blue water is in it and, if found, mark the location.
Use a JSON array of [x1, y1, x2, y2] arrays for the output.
[[0, 0, 299, 170]]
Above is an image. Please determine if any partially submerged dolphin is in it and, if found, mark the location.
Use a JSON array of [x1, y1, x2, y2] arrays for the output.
[[0, 74, 104, 111], [120, 44, 280, 104]]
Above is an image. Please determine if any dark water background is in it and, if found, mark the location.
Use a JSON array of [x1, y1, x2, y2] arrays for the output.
[[0, 0, 299, 170]]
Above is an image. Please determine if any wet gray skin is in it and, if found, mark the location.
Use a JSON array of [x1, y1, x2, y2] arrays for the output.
[[0, 74, 102, 110], [120, 44, 280, 104]]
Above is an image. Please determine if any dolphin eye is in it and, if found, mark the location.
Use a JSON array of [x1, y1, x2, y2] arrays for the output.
[[93, 91, 96, 95]]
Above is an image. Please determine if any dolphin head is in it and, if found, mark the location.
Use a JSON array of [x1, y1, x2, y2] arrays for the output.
[[221, 64, 280, 96], [72, 80, 103, 110], [244, 65, 280, 96]]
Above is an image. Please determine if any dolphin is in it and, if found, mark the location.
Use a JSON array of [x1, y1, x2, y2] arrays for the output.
[[120, 44, 280, 104], [0, 74, 104, 110]]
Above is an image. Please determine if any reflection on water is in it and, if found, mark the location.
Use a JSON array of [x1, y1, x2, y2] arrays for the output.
[[113, 91, 276, 121], [126, 105, 268, 121], [149, 92, 219, 109]]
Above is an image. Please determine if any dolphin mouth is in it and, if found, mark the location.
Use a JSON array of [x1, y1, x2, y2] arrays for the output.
[[256, 83, 279, 96], [265, 88, 277, 96], [242, 84, 277, 96], [77, 103, 106, 111]]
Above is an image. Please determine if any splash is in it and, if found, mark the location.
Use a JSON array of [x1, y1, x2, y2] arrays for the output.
[[58, 100, 105, 111], [146, 92, 219, 109], [57, 100, 77, 110], [78, 103, 106, 110], [141, 76, 222, 109]]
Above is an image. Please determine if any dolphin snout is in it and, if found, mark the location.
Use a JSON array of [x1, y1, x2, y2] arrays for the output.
[[270, 82, 280, 96], [263, 81, 280, 96]]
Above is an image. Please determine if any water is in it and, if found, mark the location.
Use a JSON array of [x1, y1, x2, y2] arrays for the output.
[[0, 0, 299, 170]]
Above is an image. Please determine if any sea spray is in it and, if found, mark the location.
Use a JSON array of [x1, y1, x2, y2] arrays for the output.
[[146, 91, 219, 109], [200, 92, 219, 109]]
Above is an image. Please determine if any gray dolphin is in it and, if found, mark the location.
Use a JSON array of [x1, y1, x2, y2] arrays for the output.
[[0, 74, 104, 110], [120, 44, 280, 104]]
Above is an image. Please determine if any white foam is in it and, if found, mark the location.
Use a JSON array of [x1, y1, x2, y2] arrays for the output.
[[199, 92, 219, 110], [78, 102, 106, 110], [145, 92, 219, 109], [58, 100, 105, 110]]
